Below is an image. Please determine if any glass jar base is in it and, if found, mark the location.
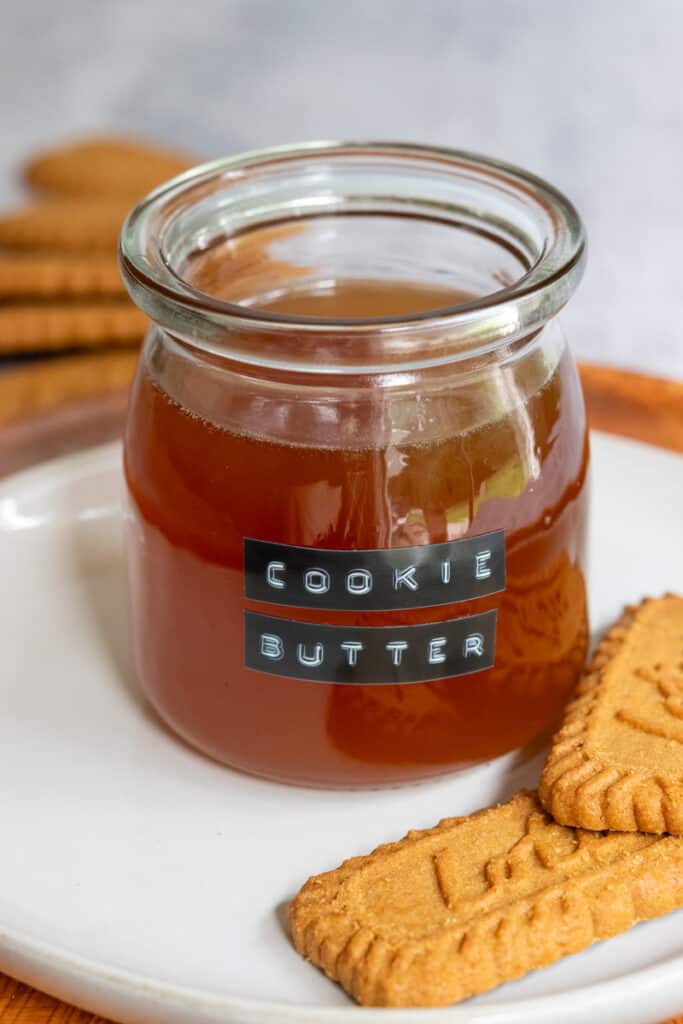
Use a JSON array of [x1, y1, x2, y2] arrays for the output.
[[143, 687, 555, 790]]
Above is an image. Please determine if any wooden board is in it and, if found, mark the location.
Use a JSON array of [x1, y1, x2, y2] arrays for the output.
[[0, 358, 682, 1024]]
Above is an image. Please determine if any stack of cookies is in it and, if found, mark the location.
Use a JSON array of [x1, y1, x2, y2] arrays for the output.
[[0, 137, 192, 425], [289, 594, 683, 1008]]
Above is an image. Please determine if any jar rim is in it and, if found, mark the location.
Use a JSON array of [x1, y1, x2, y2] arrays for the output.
[[119, 141, 585, 371]]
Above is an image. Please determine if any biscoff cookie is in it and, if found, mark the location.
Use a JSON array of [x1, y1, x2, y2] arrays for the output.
[[540, 596, 683, 834], [0, 199, 132, 250], [24, 137, 193, 198], [0, 255, 125, 297], [0, 349, 138, 424], [0, 303, 147, 353], [289, 791, 683, 1007]]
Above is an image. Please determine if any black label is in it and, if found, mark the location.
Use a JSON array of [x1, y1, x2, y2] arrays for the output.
[[244, 609, 497, 684], [244, 530, 505, 611]]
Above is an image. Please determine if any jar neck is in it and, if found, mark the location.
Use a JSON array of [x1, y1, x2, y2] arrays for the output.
[[120, 142, 585, 376], [143, 317, 567, 450]]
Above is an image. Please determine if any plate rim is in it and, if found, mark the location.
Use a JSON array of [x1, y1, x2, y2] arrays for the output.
[[4, 910, 683, 1023]]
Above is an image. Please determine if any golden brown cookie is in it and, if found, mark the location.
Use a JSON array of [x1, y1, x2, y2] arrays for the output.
[[0, 199, 133, 251], [540, 596, 683, 834], [0, 349, 138, 424], [0, 303, 147, 353], [24, 137, 193, 198], [289, 790, 683, 1007], [0, 255, 125, 297]]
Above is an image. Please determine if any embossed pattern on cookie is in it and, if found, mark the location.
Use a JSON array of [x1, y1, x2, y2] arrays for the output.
[[288, 791, 683, 1007], [0, 200, 133, 250], [0, 255, 125, 297], [0, 350, 138, 424], [0, 304, 147, 353], [540, 596, 683, 834]]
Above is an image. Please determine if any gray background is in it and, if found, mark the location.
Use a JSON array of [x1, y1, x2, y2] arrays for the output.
[[3, 0, 681, 376]]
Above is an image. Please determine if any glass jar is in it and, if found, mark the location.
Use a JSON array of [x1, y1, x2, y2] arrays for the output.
[[120, 142, 589, 788]]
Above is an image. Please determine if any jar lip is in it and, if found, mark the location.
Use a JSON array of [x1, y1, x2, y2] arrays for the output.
[[119, 141, 585, 369]]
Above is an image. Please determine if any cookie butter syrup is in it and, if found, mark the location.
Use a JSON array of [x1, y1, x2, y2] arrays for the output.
[[120, 143, 589, 787], [124, 273, 588, 786]]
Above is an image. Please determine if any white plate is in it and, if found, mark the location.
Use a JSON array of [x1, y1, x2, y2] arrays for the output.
[[1, 432, 682, 1024]]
